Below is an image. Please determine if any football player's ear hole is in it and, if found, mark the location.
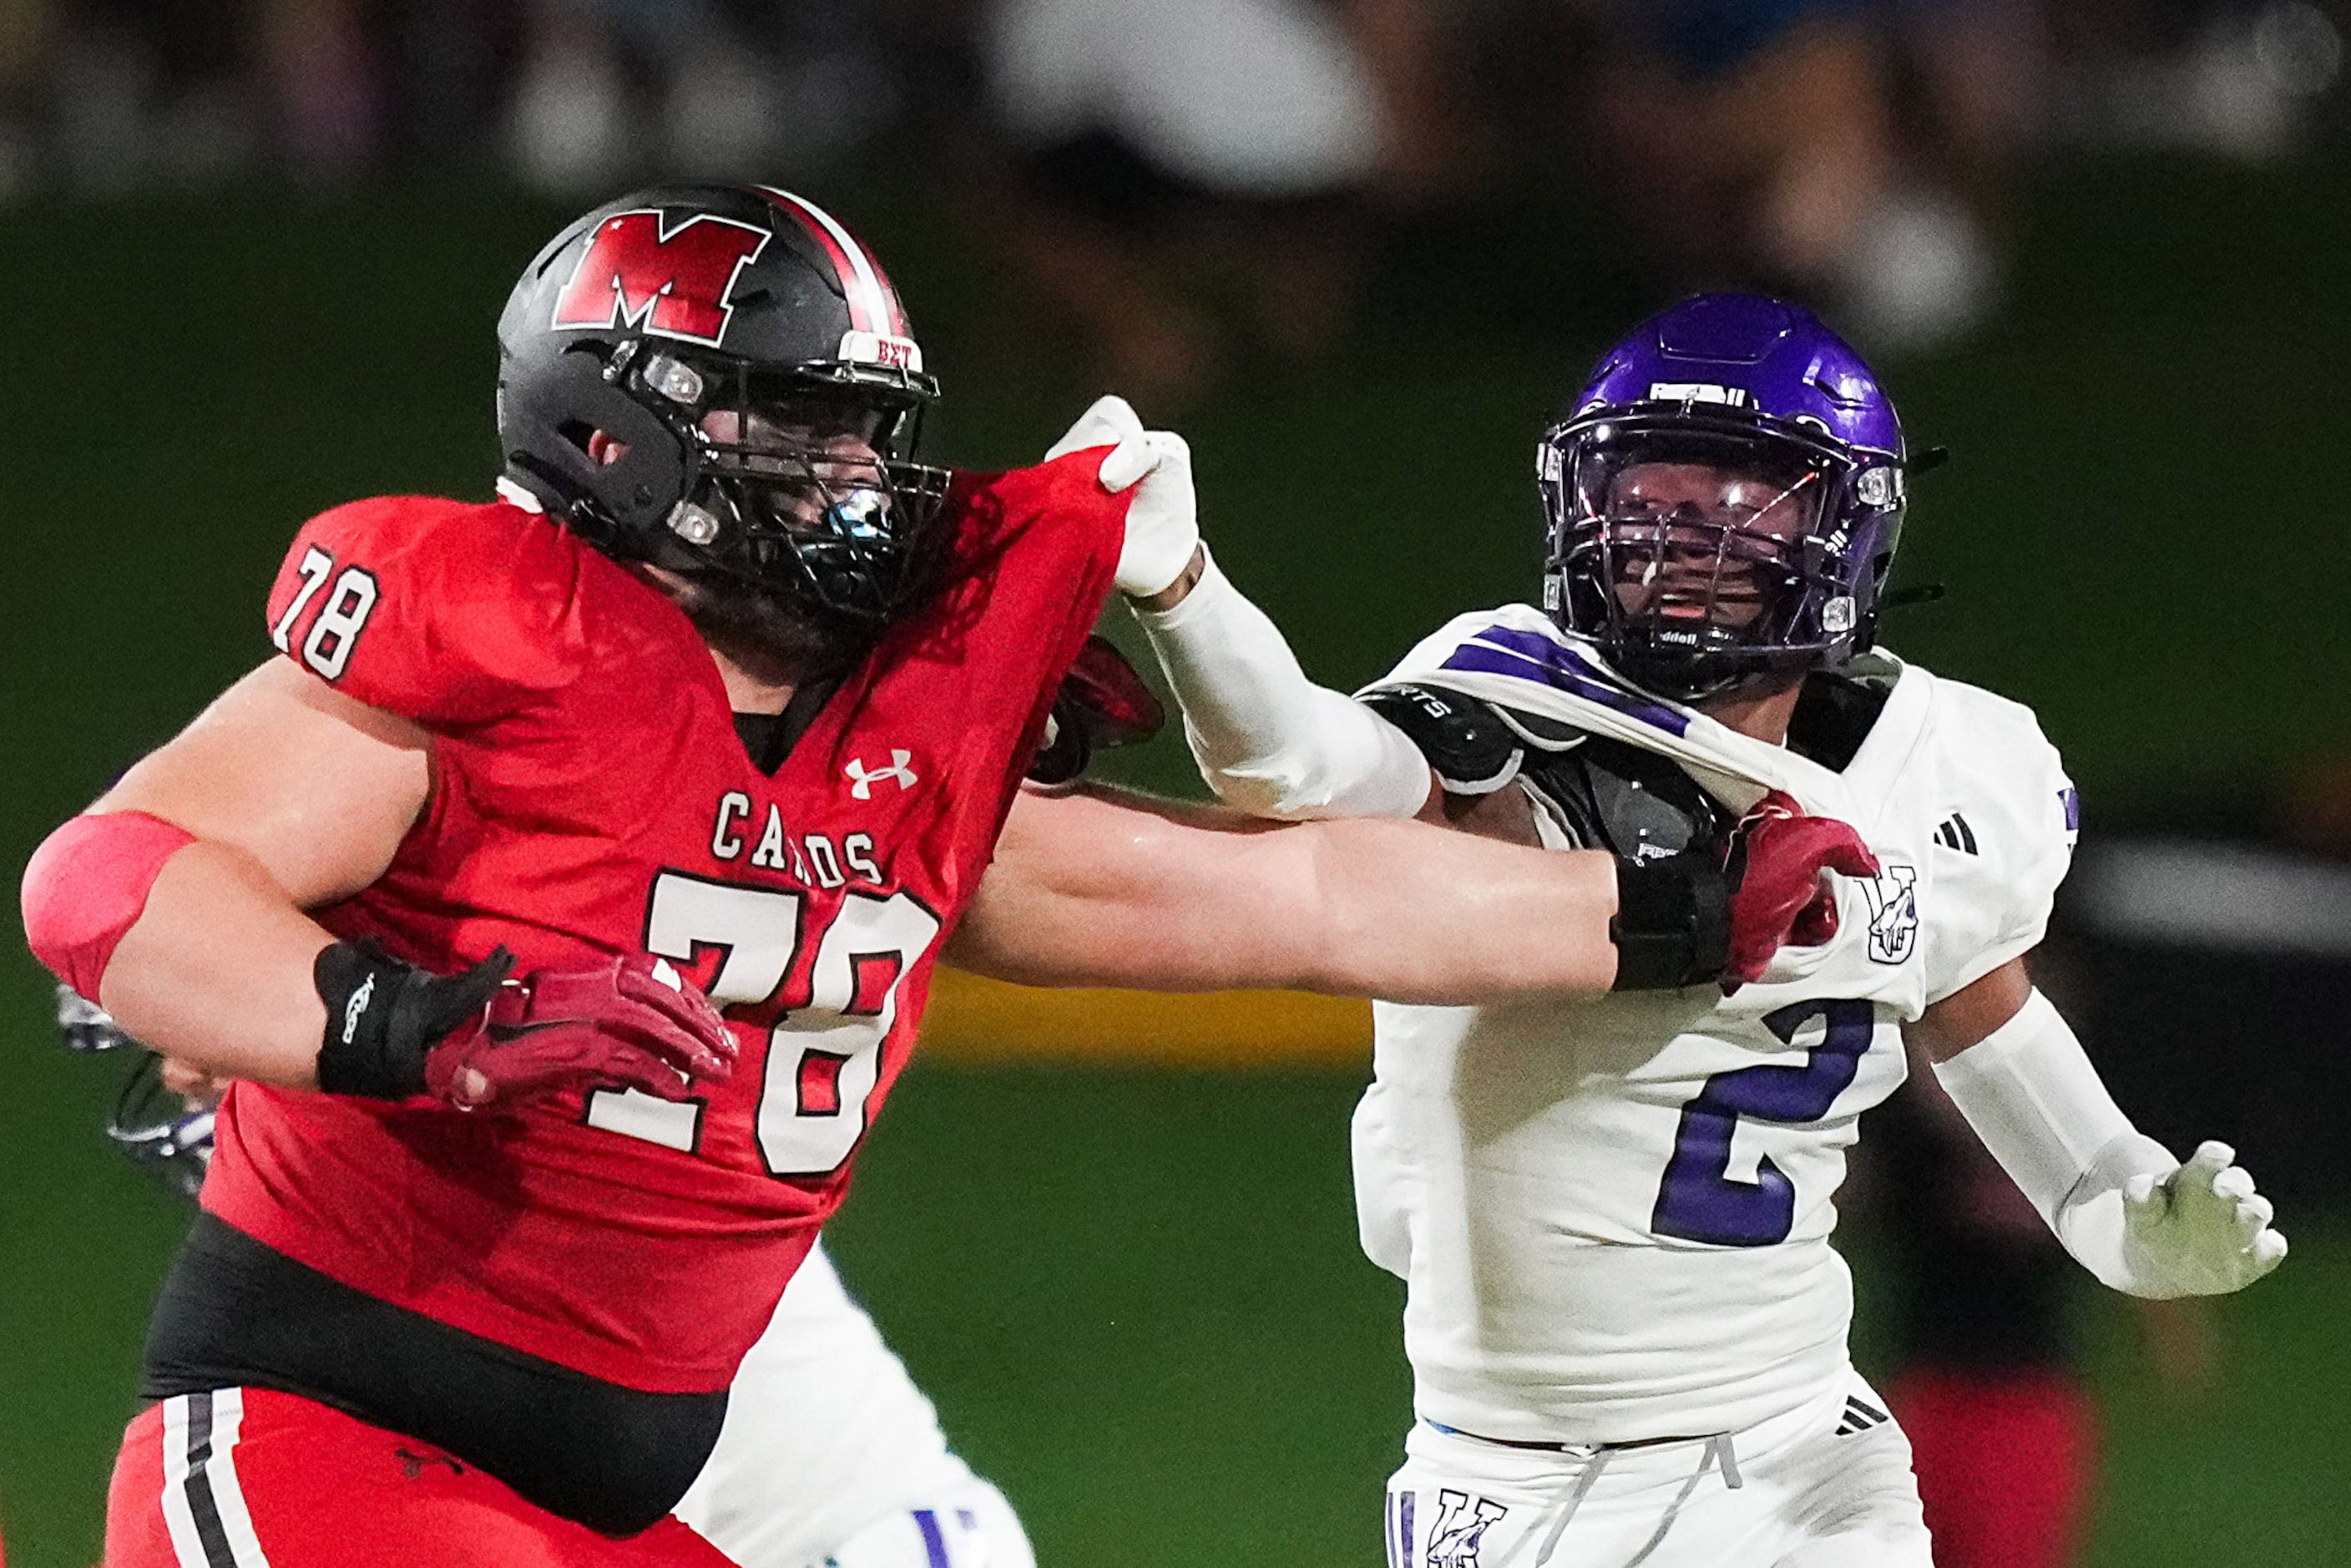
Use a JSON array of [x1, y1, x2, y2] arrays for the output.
[[584, 429, 628, 466]]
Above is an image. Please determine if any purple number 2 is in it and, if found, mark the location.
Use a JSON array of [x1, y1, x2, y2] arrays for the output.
[[1650, 999, 1877, 1247]]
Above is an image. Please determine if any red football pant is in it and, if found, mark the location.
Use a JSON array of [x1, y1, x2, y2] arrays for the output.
[[107, 1388, 737, 1568], [1891, 1368, 2097, 1568]]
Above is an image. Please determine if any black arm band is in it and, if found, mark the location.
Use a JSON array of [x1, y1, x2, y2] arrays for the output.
[[1608, 855, 1730, 991], [313, 940, 512, 1099]]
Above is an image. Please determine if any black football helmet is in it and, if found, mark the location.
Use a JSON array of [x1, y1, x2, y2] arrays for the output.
[[497, 184, 949, 624], [58, 986, 215, 1204]]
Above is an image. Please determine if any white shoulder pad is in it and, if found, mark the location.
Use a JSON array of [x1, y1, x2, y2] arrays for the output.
[[1918, 677, 2080, 1004]]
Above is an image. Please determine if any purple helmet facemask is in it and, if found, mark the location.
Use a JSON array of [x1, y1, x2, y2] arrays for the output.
[[1539, 294, 1909, 703]]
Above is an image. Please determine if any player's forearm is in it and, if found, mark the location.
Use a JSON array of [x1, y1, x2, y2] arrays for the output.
[[1285, 819, 1620, 1001], [962, 813, 1619, 999], [21, 661, 438, 1087], [958, 787, 1638, 999], [1929, 987, 2167, 1284], [1132, 549, 1433, 820], [99, 839, 334, 1089], [1923, 971, 2284, 1297]]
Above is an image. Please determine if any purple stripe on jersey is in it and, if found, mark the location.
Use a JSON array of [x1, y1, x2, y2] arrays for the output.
[[913, 1510, 951, 1568], [2060, 787, 2081, 831], [1439, 627, 1692, 737], [1400, 1490, 1417, 1567]]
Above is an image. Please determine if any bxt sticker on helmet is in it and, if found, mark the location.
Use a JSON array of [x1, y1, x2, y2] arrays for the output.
[[839, 330, 923, 372], [551, 210, 773, 346]]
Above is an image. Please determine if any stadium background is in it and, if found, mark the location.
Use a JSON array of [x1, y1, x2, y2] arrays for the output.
[[4, 3, 2351, 1565]]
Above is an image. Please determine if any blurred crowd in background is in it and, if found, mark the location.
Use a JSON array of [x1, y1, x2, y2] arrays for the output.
[[0, 0, 2344, 391]]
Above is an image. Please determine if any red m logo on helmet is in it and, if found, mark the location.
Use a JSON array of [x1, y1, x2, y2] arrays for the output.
[[551, 211, 771, 346]]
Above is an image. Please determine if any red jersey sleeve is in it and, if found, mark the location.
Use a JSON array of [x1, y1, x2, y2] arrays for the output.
[[263, 496, 591, 728], [927, 451, 1130, 843]]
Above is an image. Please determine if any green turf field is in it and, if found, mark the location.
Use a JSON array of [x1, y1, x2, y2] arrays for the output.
[[6, 1065, 2345, 1567], [854, 1069, 2351, 1568], [4, 155, 2349, 1565]]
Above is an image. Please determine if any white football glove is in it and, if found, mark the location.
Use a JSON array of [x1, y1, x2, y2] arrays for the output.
[[1934, 990, 2288, 1302], [1045, 395, 1200, 599], [2110, 1141, 2288, 1298]]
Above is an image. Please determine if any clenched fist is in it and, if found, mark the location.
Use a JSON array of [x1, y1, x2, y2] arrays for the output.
[[1722, 790, 1881, 990]]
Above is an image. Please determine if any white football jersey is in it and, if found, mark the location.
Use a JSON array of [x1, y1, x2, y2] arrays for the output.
[[1352, 613, 2078, 1444]]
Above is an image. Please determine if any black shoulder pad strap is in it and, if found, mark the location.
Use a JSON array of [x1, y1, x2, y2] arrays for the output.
[[1488, 704, 1586, 751], [1785, 670, 1893, 774], [1359, 684, 1522, 796], [1519, 734, 1732, 862]]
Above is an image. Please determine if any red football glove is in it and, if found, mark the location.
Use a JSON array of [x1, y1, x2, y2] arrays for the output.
[[1062, 635, 1166, 746], [426, 954, 737, 1112], [1723, 790, 1880, 992], [1029, 635, 1168, 785]]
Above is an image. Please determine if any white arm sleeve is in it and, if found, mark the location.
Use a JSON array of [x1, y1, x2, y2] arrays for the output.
[[1931, 988, 2177, 1293], [1132, 549, 1433, 820]]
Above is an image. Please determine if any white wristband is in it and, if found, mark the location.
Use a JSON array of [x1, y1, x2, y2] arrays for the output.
[[1133, 549, 1433, 821], [1931, 989, 2176, 1292]]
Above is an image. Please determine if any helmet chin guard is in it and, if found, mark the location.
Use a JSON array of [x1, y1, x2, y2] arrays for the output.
[[1539, 295, 1910, 704], [497, 184, 949, 626]]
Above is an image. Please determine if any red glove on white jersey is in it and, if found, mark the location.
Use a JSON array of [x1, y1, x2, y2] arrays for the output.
[[1722, 790, 1880, 991]]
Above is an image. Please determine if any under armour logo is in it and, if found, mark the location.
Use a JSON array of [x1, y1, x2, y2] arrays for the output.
[[1427, 1490, 1508, 1568], [845, 750, 918, 800], [394, 1446, 464, 1479], [1859, 862, 1919, 965]]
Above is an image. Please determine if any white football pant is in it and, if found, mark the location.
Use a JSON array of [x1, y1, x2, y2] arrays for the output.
[[676, 1242, 1036, 1568], [1385, 1368, 1931, 1568], [805, 1477, 1034, 1568]]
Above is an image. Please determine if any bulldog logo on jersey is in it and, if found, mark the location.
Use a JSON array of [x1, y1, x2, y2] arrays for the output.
[[1860, 863, 1920, 964], [1425, 1490, 1509, 1568], [551, 210, 771, 346]]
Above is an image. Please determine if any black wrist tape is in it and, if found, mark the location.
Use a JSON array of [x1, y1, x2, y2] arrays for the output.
[[1026, 707, 1091, 787], [1609, 854, 1731, 991], [314, 940, 513, 1099]]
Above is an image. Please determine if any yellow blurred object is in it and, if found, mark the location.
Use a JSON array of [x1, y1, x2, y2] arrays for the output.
[[918, 968, 1373, 1066]]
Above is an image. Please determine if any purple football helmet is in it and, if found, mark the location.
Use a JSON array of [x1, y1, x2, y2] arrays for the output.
[[1539, 294, 1909, 701]]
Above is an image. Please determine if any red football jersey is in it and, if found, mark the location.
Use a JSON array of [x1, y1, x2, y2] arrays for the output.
[[205, 456, 1125, 1393]]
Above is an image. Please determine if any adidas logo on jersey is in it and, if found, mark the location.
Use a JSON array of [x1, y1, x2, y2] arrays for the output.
[[1933, 812, 1979, 855], [1834, 1394, 1891, 1437]]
